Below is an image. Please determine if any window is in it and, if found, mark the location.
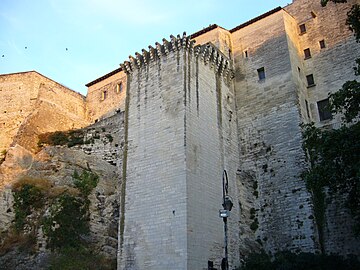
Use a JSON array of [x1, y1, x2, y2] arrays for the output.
[[319, 39, 326, 49], [101, 90, 107, 101], [305, 100, 311, 119], [317, 99, 332, 121], [306, 74, 315, 87], [304, 48, 311, 59], [299, 24, 306, 34], [257, 67, 265, 80], [244, 50, 248, 58], [116, 82, 123, 93], [311, 11, 317, 18]]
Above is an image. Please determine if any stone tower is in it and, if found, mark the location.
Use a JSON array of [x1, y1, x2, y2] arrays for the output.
[[118, 34, 240, 269]]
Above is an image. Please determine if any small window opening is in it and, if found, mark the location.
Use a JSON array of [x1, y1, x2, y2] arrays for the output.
[[304, 48, 311, 59], [305, 100, 311, 119], [298, 67, 301, 72], [299, 24, 306, 34], [317, 99, 333, 121], [116, 82, 123, 93], [319, 40, 326, 49], [101, 90, 107, 101], [257, 67, 265, 80], [311, 11, 317, 18], [244, 50, 248, 58], [306, 74, 315, 87]]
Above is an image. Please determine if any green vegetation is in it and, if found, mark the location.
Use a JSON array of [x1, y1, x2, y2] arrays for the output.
[[73, 169, 99, 197], [42, 193, 89, 250], [2, 170, 111, 268], [301, 1, 360, 241], [239, 251, 360, 270], [105, 134, 113, 142], [12, 177, 51, 232], [42, 169, 98, 250], [38, 130, 85, 148], [48, 247, 115, 270]]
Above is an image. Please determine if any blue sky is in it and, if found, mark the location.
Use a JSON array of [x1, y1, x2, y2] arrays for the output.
[[0, 0, 291, 95]]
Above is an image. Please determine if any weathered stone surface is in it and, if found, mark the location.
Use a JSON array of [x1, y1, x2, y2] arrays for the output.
[[1, 0, 360, 269], [0, 71, 88, 153], [0, 112, 124, 268]]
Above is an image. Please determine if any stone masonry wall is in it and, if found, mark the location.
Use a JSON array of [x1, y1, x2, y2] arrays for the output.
[[183, 45, 240, 269], [120, 42, 188, 270], [86, 70, 127, 122], [285, 0, 360, 127], [231, 10, 319, 254], [0, 71, 88, 153], [284, 0, 360, 255], [119, 34, 238, 269], [0, 72, 41, 153]]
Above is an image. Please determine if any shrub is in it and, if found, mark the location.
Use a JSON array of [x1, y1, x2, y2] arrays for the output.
[[73, 170, 99, 197], [42, 194, 89, 250], [239, 251, 360, 270], [48, 247, 115, 270]]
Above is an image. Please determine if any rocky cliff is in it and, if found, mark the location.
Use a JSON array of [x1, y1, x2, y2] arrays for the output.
[[0, 111, 124, 269]]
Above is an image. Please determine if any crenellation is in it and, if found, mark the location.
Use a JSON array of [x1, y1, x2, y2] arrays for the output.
[[162, 38, 170, 55]]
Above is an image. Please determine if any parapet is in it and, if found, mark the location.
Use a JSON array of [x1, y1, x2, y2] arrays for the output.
[[120, 32, 234, 80]]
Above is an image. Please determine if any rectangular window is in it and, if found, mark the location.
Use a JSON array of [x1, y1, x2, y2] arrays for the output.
[[116, 82, 123, 93], [317, 99, 333, 121], [257, 67, 265, 80], [305, 100, 311, 119], [304, 48, 311, 59], [319, 39, 326, 49], [244, 50, 248, 58], [306, 74, 315, 87], [299, 24, 306, 34], [101, 90, 107, 101]]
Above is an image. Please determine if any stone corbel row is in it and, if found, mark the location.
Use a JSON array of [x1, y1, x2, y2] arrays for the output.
[[121, 32, 195, 73], [120, 32, 234, 80], [195, 44, 233, 78]]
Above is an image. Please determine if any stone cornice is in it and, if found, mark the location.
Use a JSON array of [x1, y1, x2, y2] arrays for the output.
[[120, 32, 234, 80]]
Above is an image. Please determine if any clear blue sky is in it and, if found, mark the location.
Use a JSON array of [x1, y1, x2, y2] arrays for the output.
[[0, 0, 291, 95]]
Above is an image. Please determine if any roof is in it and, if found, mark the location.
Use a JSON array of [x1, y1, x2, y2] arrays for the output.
[[190, 24, 219, 39], [85, 67, 123, 87], [230, 7, 282, 33]]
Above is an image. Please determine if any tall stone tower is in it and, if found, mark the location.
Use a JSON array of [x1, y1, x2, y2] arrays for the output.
[[119, 34, 240, 269]]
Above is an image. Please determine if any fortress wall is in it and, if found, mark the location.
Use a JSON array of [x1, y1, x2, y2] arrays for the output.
[[286, 0, 360, 255], [9, 72, 88, 152], [184, 50, 240, 268], [285, 0, 360, 126], [0, 71, 87, 153], [0, 72, 39, 153], [120, 35, 239, 269], [35, 73, 86, 120], [231, 11, 318, 253], [283, 10, 311, 124], [192, 27, 233, 59], [86, 70, 127, 122], [120, 47, 188, 270]]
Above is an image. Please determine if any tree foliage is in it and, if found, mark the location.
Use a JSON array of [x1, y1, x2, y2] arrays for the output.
[[301, 0, 360, 235]]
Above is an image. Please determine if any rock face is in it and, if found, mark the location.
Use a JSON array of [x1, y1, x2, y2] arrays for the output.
[[0, 112, 124, 269]]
